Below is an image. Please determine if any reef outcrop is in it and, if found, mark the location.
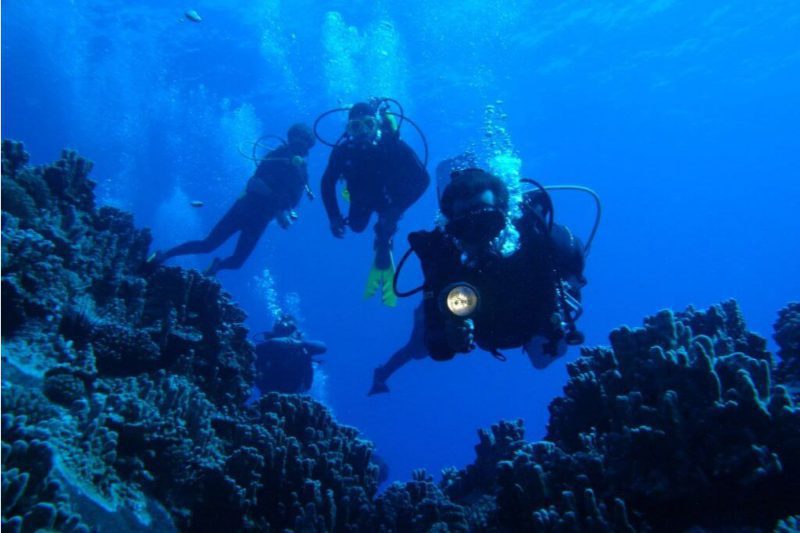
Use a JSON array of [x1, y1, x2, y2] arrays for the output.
[[1, 142, 379, 531], [2, 141, 798, 531]]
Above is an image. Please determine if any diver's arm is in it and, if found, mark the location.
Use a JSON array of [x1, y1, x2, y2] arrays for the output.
[[423, 296, 458, 360], [321, 149, 344, 223], [259, 337, 298, 351], [301, 340, 327, 356], [392, 141, 430, 209]]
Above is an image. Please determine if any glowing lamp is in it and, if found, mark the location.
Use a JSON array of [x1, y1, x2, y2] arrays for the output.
[[443, 284, 479, 317]]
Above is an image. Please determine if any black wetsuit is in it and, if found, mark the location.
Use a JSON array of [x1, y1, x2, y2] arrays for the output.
[[255, 336, 327, 394], [321, 138, 429, 244], [410, 197, 585, 361], [161, 145, 307, 271]]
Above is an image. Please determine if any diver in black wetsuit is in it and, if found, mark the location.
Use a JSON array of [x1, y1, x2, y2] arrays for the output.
[[255, 314, 327, 394], [150, 123, 316, 275], [320, 101, 429, 306], [370, 163, 594, 394]]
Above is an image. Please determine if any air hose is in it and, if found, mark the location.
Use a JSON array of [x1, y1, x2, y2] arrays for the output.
[[543, 185, 601, 255]]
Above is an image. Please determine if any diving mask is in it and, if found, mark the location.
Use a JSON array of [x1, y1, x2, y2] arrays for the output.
[[347, 115, 379, 139], [445, 206, 506, 244]]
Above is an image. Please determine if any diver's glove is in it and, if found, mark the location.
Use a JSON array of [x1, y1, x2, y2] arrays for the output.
[[445, 318, 475, 353], [277, 209, 298, 229], [330, 215, 346, 238]]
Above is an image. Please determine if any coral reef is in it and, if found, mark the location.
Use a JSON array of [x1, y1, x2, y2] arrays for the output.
[[2, 141, 798, 531], [774, 302, 800, 401], [423, 302, 798, 531], [1, 142, 381, 531]]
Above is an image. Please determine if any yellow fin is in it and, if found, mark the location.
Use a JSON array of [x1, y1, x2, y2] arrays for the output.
[[364, 256, 397, 307]]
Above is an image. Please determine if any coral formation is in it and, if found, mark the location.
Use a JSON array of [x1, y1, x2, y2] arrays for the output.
[[1, 142, 381, 531], [774, 302, 800, 402], [2, 141, 798, 531]]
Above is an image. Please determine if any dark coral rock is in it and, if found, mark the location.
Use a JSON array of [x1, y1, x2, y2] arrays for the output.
[[776, 303, 800, 362], [1, 140, 30, 178], [42, 368, 88, 407], [91, 322, 161, 376], [441, 419, 528, 502], [376, 470, 469, 532], [1, 140, 253, 405], [2, 143, 389, 532], [40, 149, 95, 212], [138, 267, 254, 407], [437, 420, 629, 532], [775, 302, 800, 402], [426, 301, 798, 532], [0, 412, 91, 533], [545, 301, 799, 530], [238, 393, 381, 531]]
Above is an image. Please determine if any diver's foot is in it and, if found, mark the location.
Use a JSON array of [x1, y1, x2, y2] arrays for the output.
[[146, 250, 166, 265], [368, 366, 390, 396], [204, 257, 222, 276], [368, 380, 390, 396], [374, 241, 393, 270], [565, 329, 585, 345]]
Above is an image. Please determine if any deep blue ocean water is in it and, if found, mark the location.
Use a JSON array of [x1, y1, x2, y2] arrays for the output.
[[3, 0, 799, 483]]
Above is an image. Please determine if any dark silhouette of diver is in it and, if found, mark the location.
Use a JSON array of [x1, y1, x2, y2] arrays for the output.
[[370, 159, 600, 394], [319, 99, 429, 306], [150, 123, 316, 275], [255, 314, 327, 394]]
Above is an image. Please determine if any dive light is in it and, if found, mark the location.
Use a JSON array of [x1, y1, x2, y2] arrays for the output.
[[441, 283, 480, 317]]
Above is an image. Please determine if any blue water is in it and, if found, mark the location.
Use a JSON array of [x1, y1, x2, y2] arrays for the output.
[[3, 0, 799, 482]]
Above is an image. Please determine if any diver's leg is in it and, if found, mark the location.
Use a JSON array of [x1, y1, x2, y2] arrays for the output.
[[211, 215, 271, 273], [369, 304, 427, 395], [159, 200, 244, 261], [373, 208, 402, 269], [346, 200, 372, 233]]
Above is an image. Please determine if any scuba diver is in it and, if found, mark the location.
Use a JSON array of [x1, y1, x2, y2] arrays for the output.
[[316, 98, 430, 306], [369, 157, 599, 393], [148, 123, 316, 275], [255, 313, 327, 394]]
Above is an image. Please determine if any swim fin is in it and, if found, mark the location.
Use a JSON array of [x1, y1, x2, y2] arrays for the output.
[[364, 253, 397, 307], [146, 250, 165, 264]]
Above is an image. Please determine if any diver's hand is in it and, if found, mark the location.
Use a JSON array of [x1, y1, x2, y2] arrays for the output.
[[277, 210, 298, 229], [445, 318, 475, 353], [330, 216, 346, 238]]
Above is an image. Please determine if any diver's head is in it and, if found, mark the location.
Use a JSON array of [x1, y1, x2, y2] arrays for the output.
[[272, 313, 299, 337], [346, 102, 380, 144], [287, 123, 315, 156], [440, 168, 509, 246]]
